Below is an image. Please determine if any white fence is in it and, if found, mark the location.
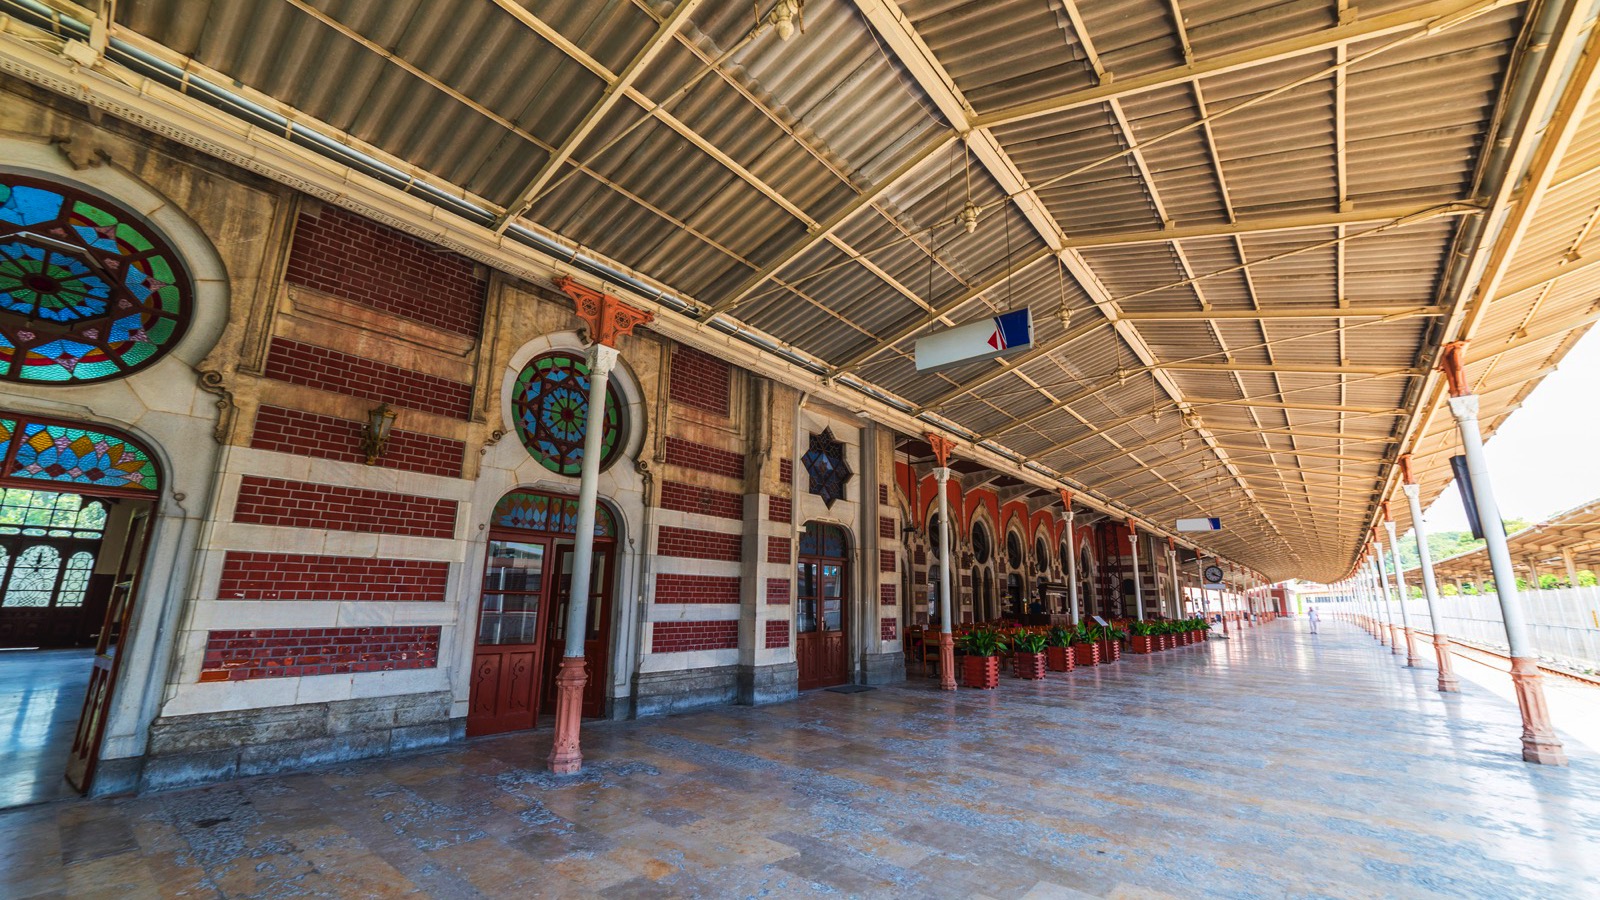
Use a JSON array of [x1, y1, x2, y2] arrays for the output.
[[1387, 587, 1600, 673]]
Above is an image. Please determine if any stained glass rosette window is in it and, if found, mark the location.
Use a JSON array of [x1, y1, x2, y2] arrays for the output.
[[511, 352, 624, 477], [802, 428, 852, 508], [0, 176, 191, 383], [0, 413, 158, 496]]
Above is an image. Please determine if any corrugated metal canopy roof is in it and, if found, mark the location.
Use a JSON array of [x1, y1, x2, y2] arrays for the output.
[[78, 0, 1600, 580]]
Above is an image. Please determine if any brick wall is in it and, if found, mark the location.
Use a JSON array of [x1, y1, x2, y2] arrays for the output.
[[659, 481, 743, 521], [779, 458, 793, 485], [880, 618, 896, 642], [264, 338, 473, 420], [233, 476, 457, 539], [285, 207, 486, 337], [654, 573, 740, 604], [668, 345, 732, 416], [767, 536, 790, 565], [878, 516, 894, 539], [250, 405, 464, 478], [663, 437, 745, 480], [765, 577, 791, 604], [765, 620, 790, 649], [198, 626, 441, 682], [879, 485, 889, 505], [217, 552, 448, 602], [656, 525, 742, 562], [879, 550, 895, 573], [768, 495, 791, 524], [653, 620, 738, 653], [880, 583, 896, 606]]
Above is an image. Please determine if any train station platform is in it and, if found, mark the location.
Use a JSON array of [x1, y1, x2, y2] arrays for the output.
[[2, 621, 1595, 898]]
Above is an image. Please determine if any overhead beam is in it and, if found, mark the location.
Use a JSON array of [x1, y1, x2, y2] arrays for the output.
[[1058, 202, 1479, 249], [971, 0, 1527, 129], [1185, 398, 1407, 415], [1157, 362, 1424, 377], [492, 0, 704, 232], [1113, 306, 1447, 322]]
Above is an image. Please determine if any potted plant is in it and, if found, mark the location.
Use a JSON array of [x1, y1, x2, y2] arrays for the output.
[[1012, 630, 1048, 680], [1045, 625, 1076, 672], [1158, 621, 1173, 651], [958, 629, 1007, 689], [1130, 620, 1157, 654], [1100, 625, 1125, 662], [1071, 622, 1100, 666]]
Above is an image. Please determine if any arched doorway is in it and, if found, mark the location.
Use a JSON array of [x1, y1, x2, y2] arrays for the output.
[[468, 489, 619, 736], [796, 522, 849, 691], [0, 413, 160, 804]]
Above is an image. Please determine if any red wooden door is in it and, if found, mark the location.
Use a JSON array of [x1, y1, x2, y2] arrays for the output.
[[467, 539, 547, 736], [796, 524, 848, 691], [65, 505, 152, 793], [543, 544, 614, 718]]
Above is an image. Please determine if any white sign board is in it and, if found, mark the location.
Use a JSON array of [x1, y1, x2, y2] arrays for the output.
[[1176, 517, 1222, 532], [915, 308, 1033, 373]]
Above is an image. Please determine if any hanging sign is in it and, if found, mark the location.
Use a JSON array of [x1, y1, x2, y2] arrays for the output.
[[1176, 517, 1223, 532], [915, 307, 1033, 373]]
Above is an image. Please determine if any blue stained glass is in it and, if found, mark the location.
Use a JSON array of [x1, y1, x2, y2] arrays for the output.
[[511, 352, 623, 477], [0, 184, 64, 225], [7, 420, 158, 491], [492, 490, 614, 537]]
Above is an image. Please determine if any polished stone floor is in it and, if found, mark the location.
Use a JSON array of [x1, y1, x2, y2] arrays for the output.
[[3, 621, 1597, 899], [0, 648, 93, 810]]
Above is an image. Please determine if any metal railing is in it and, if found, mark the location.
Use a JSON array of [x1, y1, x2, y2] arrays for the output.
[[1397, 587, 1600, 673]]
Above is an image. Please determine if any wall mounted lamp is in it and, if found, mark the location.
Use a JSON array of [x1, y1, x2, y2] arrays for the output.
[[361, 403, 398, 465]]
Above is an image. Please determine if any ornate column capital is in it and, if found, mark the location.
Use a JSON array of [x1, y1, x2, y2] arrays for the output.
[[925, 432, 957, 468], [555, 276, 654, 347]]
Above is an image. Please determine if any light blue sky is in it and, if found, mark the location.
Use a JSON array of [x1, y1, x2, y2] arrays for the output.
[[1419, 327, 1600, 534]]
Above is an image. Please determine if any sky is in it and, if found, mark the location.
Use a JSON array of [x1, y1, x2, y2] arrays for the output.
[[1418, 327, 1600, 534]]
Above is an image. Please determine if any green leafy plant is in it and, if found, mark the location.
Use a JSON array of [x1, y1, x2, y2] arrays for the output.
[[957, 629, 1008, 658], [1130, 621, 1159, 636], [1046, 625, 1074, 648], [1013, 631, 1047, 654], [1072, 622, 1096, 644]]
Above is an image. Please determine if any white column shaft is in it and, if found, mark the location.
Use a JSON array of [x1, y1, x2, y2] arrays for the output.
[[935, 468, 954, 636], [1404, 484, 1447, 634], [563, 344, 618, 660]]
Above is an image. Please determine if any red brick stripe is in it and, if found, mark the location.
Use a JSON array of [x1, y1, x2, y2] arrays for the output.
[[768, 495, 792, 524], [250, 405, 464, 478], [765, 620, 789, 649], [879, 485, 889, 505], [233, 476, 457, 539], [657, 525, 743, 562], [286, 207, 486, 337], [664, 437, 744, 480], [880, 618, 897, 642], [653, 620, 738, 653], [199, 626, 440, 682], [766, 577, 791, 605], [767, 536, 790, 565], [654, 573, 741, 604], [264, 337, 473, 420], [669, 345, 732, 417], [880, 583, 896, 606], [879, 516, 895, 539], [218, 551, 448, 603], [779, 458, 793, 485], [660, 481, 743, 521], [879, 549, 895, 573]]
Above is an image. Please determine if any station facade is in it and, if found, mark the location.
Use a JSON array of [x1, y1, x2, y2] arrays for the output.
[[0, 86, 1232, 796]]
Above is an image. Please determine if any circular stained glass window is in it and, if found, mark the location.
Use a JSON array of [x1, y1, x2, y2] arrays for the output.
[[0, 175, 191, 384], [512, 351, 625, 477]]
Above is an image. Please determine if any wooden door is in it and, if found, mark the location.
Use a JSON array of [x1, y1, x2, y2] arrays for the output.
[[467, 539, 547, 736], [543, 544, 614, 718], [796, 527, 848, 691], [64, 506, 151, 793]]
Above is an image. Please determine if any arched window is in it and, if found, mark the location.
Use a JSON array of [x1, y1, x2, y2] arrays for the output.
[[0, 416, 159, 494], [1035, 536, 1049, 572], [971, 521, 991, 565], [511, 351, 626, 477], [57, 551, 94, 608], [927, 513, 943, 560], [0, 175, 193, 384], [4, 544, 60, 607], [1006, 530, 1023, 570]]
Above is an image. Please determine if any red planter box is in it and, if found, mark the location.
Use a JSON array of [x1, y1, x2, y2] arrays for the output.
[[1131, 635, 1155, 654], [1013, 652, 1047, 680], [1046, 645, 1075, 672], [1099, 639, 1122, 662], [1073, 642, 1100, 666], [963, 655, 1000, 689], [1159, 634, 1171, 651]]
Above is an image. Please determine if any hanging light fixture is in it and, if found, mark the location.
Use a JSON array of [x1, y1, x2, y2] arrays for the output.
[[361, 403, 398, 465], [768, 0, 804, 41]]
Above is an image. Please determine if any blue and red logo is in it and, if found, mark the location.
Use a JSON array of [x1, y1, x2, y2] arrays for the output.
[[987, 308, 1032, 351]]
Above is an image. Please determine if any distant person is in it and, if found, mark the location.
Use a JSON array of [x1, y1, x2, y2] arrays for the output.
[[1307, 605, 1321, 635]]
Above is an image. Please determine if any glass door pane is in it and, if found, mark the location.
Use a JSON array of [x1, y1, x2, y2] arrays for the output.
[[797, 561, 818, 633], [480, 541, 544, 645], [821, 563, 842, 632]]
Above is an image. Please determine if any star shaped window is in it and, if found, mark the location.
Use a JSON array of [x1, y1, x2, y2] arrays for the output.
[[802, 428, 852, 508]]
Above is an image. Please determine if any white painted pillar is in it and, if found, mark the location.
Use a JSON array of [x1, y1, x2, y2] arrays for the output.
[[1129, 529, 1144, 620], [1064, 506, 1079, 624], [1168, 545, 1181, 618], [1384, 518, 1421, 666], [1404, 481, 1460, 691], [1448, 392, 1565, 764], [934, 466, 957, 690]]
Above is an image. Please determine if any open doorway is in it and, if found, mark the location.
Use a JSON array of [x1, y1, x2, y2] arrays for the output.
[[0, 415, 160, 808]]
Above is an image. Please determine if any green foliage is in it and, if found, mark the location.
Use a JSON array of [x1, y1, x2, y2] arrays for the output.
[[1130, 621, 1160, 636], [1013, 631, 1047, 654], [1046, 626, 1074, 648], [1392, 520, 1531, 571], [957, 629, 1007, 658]]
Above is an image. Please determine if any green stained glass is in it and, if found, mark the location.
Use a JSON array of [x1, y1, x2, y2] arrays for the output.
[[511, 351, 624, 477], [492, 489, 615, 538], [0, 175, 192, 384]]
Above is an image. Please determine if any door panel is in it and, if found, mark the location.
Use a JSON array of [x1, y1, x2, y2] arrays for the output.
[[796, 553, 848, 691], [467, 540, 545, 737], [544, 546, 614, 718]]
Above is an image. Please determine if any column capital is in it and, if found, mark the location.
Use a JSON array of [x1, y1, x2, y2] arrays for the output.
[[1058, 488, 1073, 510], [926, 432, 958, 467], [1437, 341, 1471, 397], [586, 342, 621, 378], [555, 276, 654, 347], [1402, 482, 1420, 500], [932, 466, 951, 483], [1447, 393, 1480, 422]]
